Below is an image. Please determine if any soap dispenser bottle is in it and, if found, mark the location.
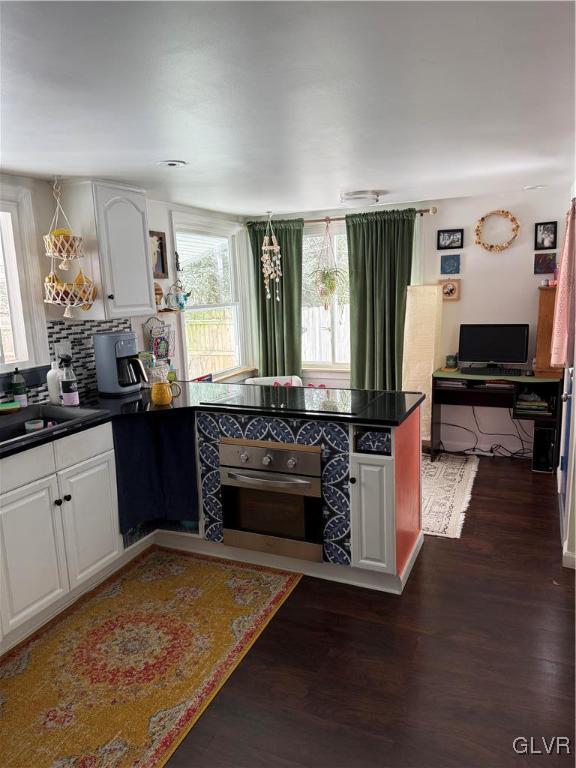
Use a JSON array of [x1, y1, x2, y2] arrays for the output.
[[11, 368, 28, 408], [46, 361, 62, 405], [59, 355, 80, 406]]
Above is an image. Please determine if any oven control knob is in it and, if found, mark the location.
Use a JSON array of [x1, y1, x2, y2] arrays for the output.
[[262, 454, 273, 466], [286, 457, 297, 469], [240, 452, 249, 463]]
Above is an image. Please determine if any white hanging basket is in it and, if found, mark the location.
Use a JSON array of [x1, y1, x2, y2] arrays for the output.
[[43, 233, 84, 266], [44, 270, 97, 318], [43, 179, 85, 270]]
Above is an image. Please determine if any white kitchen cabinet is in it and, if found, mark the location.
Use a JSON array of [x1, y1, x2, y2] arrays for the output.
[[53, 180, 156, 320], [93, 182, 156, 318], [350, 456, 396, 574], [0, 475, 69, 633], [59, 450, 122, 588]]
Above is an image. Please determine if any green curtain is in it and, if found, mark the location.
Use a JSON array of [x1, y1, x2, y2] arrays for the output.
[[246, 219, 304, 377], [346, 209, 416, 390]]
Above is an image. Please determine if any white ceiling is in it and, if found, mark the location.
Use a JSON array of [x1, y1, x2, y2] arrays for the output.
[[1, 2, 574, 215]]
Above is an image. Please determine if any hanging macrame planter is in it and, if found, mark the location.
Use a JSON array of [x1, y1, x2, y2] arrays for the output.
[[261, 212, 282, 301], [43, 178, 96, 317], [311, 219, 347, 310]]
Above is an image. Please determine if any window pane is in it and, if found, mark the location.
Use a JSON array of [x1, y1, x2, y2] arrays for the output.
[[0, 211, 28, 366], [175, 232, 233, 306], [183, 306, 239, 378], [302, 233, 350, 365]]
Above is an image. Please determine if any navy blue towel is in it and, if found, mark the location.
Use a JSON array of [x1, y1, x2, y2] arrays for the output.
[[112, 409, 198, 534]]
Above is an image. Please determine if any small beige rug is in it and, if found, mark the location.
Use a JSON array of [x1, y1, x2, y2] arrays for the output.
[[422, 453, 479, 538]]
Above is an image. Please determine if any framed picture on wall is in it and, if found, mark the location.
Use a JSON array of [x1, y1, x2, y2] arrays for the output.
[[534, 252, 557, 274], [437, 228, 464, 250], [150, 230, 168, 278], [438, 278, 461, 301], [440, 253, 461, 275], [534, 221, 557, 250]]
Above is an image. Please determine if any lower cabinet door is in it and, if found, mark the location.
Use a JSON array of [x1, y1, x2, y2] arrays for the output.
[[58, 451, 122, 588], [350, 456, 396, 574], [0, 475, 69, 633]]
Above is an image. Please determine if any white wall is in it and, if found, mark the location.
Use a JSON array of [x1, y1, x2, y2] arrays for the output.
[[418, 185, 570, 452], [419, 186, 569, 362]]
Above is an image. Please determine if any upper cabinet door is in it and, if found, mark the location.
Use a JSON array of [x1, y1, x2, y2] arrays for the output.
[[93, 183, 156, 318]]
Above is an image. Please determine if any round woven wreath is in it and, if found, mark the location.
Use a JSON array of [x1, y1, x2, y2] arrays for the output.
[[474, 209, 520, 252]]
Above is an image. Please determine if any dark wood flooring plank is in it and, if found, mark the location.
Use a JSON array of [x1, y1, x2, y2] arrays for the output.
[[168, 457, 574, 768]]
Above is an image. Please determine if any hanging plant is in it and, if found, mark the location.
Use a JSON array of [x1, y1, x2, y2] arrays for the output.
[[310, 219, 347, 310], [311, 265, 348, 310]]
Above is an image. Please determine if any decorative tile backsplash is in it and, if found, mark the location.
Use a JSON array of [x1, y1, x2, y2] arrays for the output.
[[196, 412, 351, 565], [0, 318, 132, 403], [47, 318, 132, 397]]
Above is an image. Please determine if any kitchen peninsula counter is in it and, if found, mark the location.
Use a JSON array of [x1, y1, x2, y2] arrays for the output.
[[88, 382, 425, 426]]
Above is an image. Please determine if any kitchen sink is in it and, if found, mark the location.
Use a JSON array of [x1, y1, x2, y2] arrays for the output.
[[0, 404, 109, 451]]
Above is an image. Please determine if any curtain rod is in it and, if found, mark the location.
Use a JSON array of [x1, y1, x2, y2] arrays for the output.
[[304, 206, 437, 224]]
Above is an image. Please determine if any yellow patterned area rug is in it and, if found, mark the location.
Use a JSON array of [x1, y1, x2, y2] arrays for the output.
[[0, 547, 301, 768]]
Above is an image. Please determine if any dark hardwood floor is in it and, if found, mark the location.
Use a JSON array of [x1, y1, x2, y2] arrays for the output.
[[169, 458, 575, 768]]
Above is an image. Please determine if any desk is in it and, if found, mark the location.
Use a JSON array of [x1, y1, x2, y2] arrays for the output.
[[431, 370, 563, 472]]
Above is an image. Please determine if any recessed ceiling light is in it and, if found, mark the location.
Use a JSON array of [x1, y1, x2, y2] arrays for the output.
[[340, 190, 388, 206], [523, 184, 547, 190], [157, 160, 188, 168]]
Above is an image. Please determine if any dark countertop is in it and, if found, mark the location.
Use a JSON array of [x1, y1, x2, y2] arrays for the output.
[[87, 382, 425, 426], [0, 405, 111, 460], [0, 384, 424, 461]]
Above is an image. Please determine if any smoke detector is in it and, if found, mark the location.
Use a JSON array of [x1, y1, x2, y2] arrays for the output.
[[340, 190, 388, 206], [157, 160, 188, 168]]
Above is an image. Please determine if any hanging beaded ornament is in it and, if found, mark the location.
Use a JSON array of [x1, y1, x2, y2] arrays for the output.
[[261, 212, 282, 301]]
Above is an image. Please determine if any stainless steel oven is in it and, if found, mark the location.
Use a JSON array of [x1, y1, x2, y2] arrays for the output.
[[219, 438, 323, 561]]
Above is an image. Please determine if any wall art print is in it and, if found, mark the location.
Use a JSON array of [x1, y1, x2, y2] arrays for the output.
[[440, 253, 460, 275], [196, 412, 351, 566]]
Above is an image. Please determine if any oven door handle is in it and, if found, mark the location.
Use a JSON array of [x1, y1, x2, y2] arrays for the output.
[[225, 471, 312, 490]]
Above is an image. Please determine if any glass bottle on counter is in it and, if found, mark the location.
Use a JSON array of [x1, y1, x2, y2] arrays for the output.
[[11, 368, 28, 407], [59, 355, 80, 406]]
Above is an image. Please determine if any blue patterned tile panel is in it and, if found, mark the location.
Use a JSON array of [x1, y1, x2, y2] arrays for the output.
[[196, 411, 351, 565], [355, 428, 392, 456]]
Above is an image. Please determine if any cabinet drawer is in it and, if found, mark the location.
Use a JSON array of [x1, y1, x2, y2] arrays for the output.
[[0, 443, 56, 494], [54, 423, 114, 470]]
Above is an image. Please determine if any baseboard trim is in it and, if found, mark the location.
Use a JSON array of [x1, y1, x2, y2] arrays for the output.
[[0, 533, 155, 656], [562, 545, 576, 569], [154, 530, 404, 594]]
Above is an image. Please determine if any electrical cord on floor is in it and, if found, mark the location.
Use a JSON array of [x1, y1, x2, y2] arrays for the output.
[[439, 407, 534, 459], [471, 407, 530, 447], [509, 408, 534, 443]]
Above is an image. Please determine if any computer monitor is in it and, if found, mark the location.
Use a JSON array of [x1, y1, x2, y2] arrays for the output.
[[458, 324, 529, 364]]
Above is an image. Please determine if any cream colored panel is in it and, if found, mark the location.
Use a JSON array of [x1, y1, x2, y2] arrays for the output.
[[402, 285, 443, 441]]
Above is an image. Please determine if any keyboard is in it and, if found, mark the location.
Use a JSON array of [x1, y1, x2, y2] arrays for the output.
[[459, 366, 523, 376]]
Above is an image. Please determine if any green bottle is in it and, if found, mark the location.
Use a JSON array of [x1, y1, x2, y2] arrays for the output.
[[11, 368, 28, 408]]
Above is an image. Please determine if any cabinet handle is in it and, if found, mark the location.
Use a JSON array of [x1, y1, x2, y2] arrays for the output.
[[54, 498, 63, 506], [107, 294, 115, 300], [64, 494, 72, 502], [349, 477, 357, 485]]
